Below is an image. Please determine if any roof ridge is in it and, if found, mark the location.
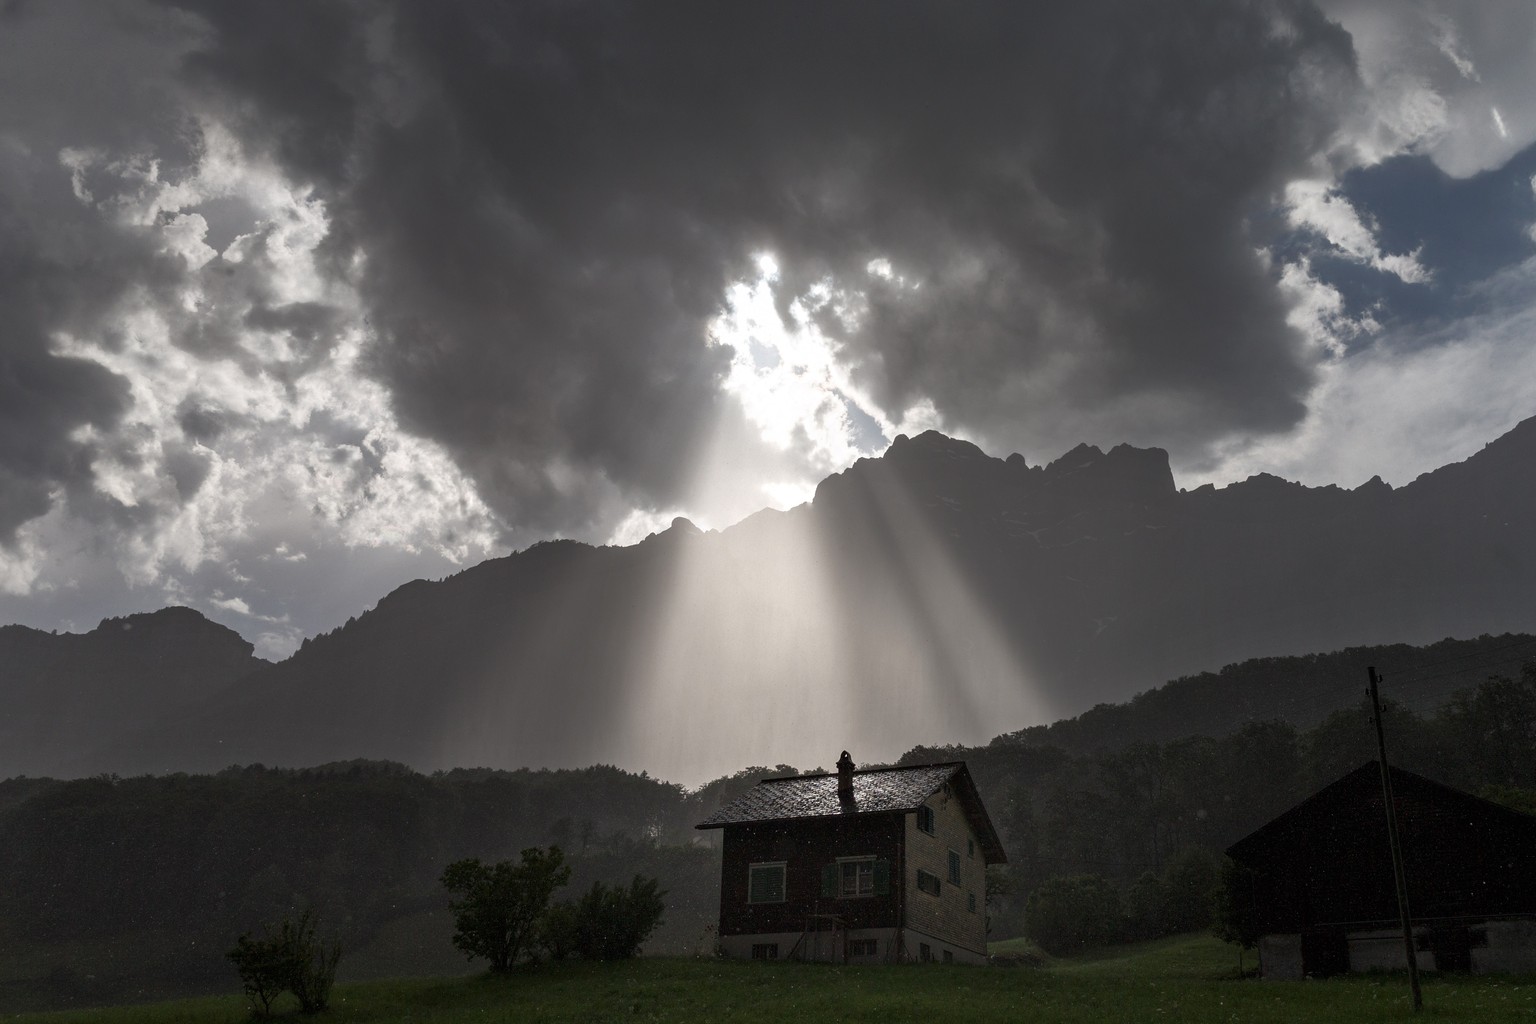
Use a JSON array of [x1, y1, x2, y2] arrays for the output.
[[762, 761, 962, 783]]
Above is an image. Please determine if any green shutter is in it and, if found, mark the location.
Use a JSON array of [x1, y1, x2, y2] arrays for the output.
[[873, 858, 890, 895], [750, 864, 785, 903], [822, 863, 838, 897]]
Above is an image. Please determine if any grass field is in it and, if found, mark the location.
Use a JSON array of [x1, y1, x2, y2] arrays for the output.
[[14, 934, 1536, 1024]]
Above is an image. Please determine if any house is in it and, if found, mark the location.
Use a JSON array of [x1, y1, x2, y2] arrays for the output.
[[1226, 761, 1536, 979], [695, 752, 1007, 964]]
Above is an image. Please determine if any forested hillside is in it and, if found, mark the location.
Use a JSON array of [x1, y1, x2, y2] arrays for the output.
[[4, 641, 1534, 1013]]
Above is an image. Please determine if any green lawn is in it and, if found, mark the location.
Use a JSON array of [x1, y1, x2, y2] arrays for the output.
[[14, 936, 1536, 1024]]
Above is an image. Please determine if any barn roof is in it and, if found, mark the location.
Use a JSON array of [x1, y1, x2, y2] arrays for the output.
[[696, 761, 1007, 863], [1227, 761, 1536, 865], [1224, 761, 1536, 931]]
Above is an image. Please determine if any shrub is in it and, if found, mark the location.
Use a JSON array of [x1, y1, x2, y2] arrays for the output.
[[1213, 857, 1261, 951], [545, 875, 666, 961], [539, 900, 581, 962], [442, 847, 571, 972], [227, 909, 341, 1017], [1160, 847, 1219, 934], [1025, 874, 1123, 954]]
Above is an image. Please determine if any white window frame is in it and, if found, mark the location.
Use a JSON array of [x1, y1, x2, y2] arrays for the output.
[[837, 856, 876, 898], [747, 861, 787, 904]]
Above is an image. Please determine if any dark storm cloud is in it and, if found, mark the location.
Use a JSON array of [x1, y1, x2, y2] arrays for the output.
[[161, 0, 1360, 530], [0, 155, 139, 541], [0, 0, 200, 544]]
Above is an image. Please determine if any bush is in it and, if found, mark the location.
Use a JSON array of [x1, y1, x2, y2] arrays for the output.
[[539, 900, 581, 961], [442, 847, 571, 972], [227, 909, 341, 1017], [1213, 857, 1261, 951], [544, 875, 667, 961], [1160, 847, 1219, 934], [1122, 871, 1170, 941], [1025, 874, 1123, 954]]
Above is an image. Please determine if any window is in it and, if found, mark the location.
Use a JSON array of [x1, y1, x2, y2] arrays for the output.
[[823, 858, 889, 897], [948, 849, 962, 885], [751, 943, 779, 960], [848, 938, 878, 957], [967, 838, 975, 858], [840, 858, 874, 897], [748, 862, 786, 904], [919, 942, 932, 962], [916, 804, 936, 835], [967, 891, 977, 914], [943, 950, 954, 964], [916, 868, 941, 897]]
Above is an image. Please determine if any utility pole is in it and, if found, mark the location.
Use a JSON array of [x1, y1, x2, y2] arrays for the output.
[[1368, 666, 1423, 1012]]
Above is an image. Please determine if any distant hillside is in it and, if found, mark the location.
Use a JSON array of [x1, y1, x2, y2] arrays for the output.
[[1001, 633, 1536, 756], [0, 607, 264, 777], [5, 414, 1536, 782]]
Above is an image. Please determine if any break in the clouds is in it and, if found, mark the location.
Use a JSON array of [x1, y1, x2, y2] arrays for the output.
[[1, 0, 1535, 653]]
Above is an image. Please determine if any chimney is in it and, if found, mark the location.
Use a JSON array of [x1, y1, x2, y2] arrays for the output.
[[837, 750, 855, 801]]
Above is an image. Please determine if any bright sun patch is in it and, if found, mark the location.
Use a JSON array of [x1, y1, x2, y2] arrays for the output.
[[706, 253, 937, 484]]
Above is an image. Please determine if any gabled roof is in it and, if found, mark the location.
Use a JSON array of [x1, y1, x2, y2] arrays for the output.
[[1227, 760, 1536, 863], [696, 761, 1007, 863]]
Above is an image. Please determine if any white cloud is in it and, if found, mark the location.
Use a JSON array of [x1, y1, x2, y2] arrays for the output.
[[1202, 257, 1536, 489], [1284, 180, 1430, 284], [1322, 0, 1536, 177], [1276, 257, 1376, 358], [3, 119, 507, 652]]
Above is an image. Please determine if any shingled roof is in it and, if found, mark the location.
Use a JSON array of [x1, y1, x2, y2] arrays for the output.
[[696, 761, 1007, 863]]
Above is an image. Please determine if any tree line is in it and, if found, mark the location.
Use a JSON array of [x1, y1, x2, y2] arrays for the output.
[[954, 661, 1536, 947], [1, 660, 1531, 1010]]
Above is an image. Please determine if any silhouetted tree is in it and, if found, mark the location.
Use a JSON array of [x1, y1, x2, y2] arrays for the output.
[[441, 847, 570, 972], [226, 909, 340, 1017]]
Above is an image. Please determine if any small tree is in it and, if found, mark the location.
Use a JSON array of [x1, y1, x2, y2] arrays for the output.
[[285, 910, 342, 1013], [227, 909, 341, 1017], [442, 847, 571, 972], [228, 930, 290, 1017]]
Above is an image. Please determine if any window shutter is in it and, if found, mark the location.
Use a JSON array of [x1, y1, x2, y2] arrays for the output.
[[873, 858, 890, 895], [822, 863, 838, 898]]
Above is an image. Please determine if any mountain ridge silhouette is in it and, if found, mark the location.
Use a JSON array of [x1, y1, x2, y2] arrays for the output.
[[3, 415, 1534, 782]]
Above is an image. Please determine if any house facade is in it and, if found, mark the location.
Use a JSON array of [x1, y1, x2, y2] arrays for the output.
[[1227, 762, 1536, 978], [696, 753, 1006, 964]]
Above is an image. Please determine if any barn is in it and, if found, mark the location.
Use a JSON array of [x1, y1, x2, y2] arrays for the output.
[[696, 752, 1007, 964], [1226, 761, 1536, 978]]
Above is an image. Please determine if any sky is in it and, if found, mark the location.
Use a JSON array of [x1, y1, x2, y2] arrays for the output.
[[1, 0, 1535, 660]]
